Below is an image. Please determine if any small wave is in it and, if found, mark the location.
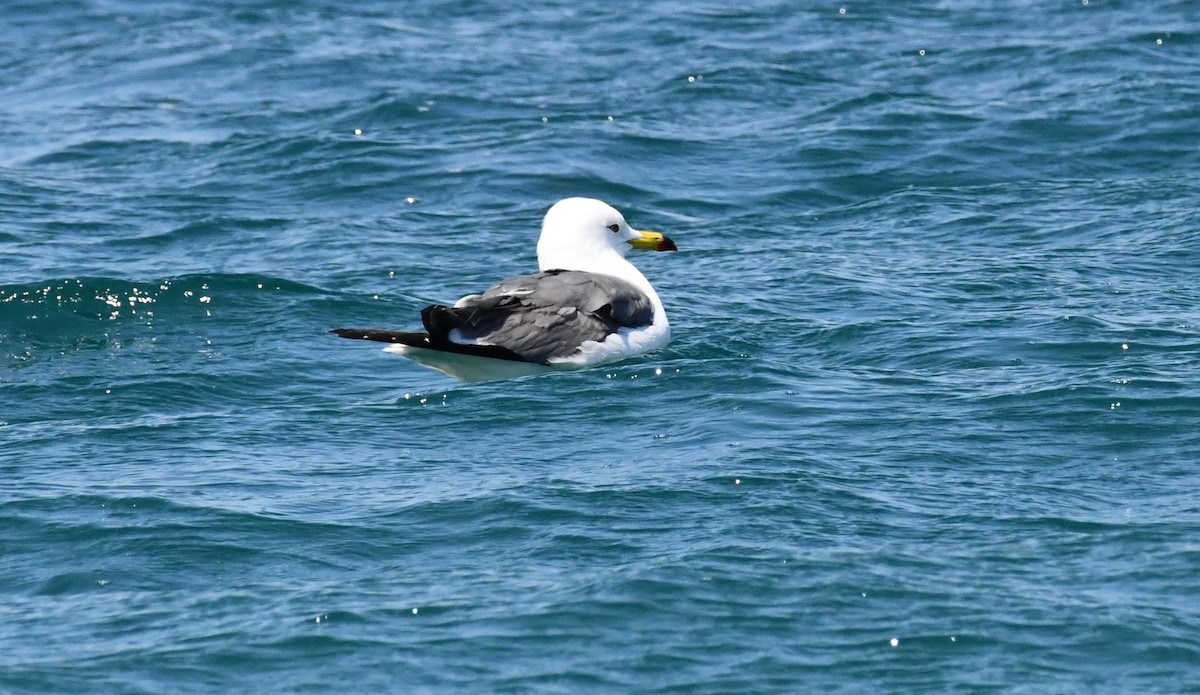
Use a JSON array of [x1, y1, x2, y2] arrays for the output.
[[0, 274, 332, 366], [1, 273, 325, 323]]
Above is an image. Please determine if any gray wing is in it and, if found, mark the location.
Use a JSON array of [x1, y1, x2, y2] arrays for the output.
[[422, 270, 654, 364]]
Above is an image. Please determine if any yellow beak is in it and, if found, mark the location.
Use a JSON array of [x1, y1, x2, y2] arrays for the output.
[[628, 230, 678, 252]]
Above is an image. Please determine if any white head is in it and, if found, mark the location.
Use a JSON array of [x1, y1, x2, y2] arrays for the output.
[[536, 197, 675, 273]]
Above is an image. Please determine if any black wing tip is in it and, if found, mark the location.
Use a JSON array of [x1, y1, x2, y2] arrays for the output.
[[330, 328, 373, 340], [331, 326, 540, 364], [330, 328, 426, 344]]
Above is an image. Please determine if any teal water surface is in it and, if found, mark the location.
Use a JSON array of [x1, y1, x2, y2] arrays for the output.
[[3, 1, 1199, 692]]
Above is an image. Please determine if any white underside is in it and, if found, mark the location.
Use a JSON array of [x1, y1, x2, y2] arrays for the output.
[[548, 314, 670, 367]]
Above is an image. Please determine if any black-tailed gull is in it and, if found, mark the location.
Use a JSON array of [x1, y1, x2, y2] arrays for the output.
[[332, 197, 677, 381]]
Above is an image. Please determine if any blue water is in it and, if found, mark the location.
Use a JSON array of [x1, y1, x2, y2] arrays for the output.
[[3, 1, 1199, 692]]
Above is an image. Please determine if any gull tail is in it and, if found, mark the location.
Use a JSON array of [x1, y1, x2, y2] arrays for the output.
[[329, 327, 529, 362], [330, 327, 551, 382], [329, 328, 429, 345]]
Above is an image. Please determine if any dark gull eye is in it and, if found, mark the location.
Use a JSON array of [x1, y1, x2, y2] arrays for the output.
[[608, 224, 620, 233]]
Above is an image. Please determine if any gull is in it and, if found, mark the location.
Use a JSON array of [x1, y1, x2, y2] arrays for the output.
[[332, 197, 677, 381]]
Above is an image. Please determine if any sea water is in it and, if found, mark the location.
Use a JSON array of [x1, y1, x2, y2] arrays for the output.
[[2, 1, 1198, 692]]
